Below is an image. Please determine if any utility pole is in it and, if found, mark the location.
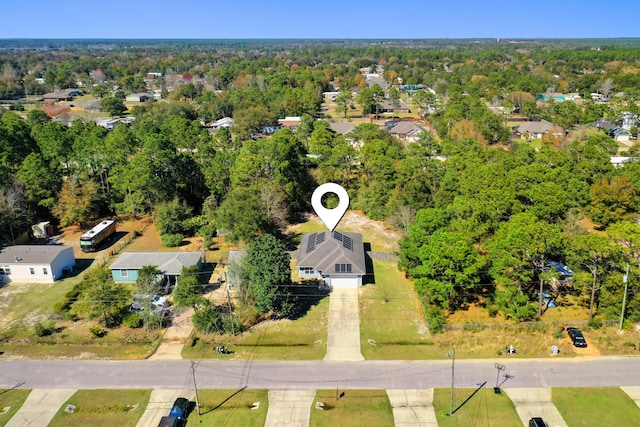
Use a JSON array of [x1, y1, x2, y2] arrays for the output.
[[191, 361, 201, 415], [620, 263, 630, 332], [225, 271, 234, 335], [446, 349, 455, 415]]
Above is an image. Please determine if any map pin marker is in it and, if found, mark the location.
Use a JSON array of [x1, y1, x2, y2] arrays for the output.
[[311, 183, 349, 232]]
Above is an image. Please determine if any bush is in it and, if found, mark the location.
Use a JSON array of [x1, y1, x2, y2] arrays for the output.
[[89, 325, 107, 338], [552, 326, 565, 339], [34, 321, 55, 337], [588, 317, 603, 330], [425, 305, 445, 334], [463, 321, 485, 332], [160, 233, 184, 247], [123, 312, 143, 328]]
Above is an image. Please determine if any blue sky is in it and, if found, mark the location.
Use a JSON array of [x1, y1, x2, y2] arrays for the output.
[[2, 0, 639, 39]]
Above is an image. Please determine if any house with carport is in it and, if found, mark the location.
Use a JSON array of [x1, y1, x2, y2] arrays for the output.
[[296, 231, 366, 288], [0, 245, 75, 283], [109, 252, 203, 290]]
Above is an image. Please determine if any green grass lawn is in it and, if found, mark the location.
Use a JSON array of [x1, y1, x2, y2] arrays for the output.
[[552, 387, 640, 427], [310, 389, 395, 427], [433, 388, 521, 427], [360, 260, 432, 359], [0, 389, 31, 427], [0, 280, 75, 330], [182, 294, 329, 360], [48, 389, 150, 427], [185, 389, 268, 427]]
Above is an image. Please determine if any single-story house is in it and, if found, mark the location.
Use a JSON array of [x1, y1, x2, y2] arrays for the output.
[[0, 245, 75, 283], [587, 119, 631, 142], [41, 92, 73, 103], [385, 120, 425, 142], [516, 119, 563, 140], [211, 117, 234, 129], [278, 116, 301, 129], [109, 252, 203, 288], [125, 93, 149, 102], [297, 231, 366, 288], [378, 100, 410, 113], [329, 122, 356, 135], [547, 261, 574, 288]]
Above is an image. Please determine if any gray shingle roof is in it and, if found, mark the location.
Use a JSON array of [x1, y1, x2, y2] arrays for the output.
[[110, 252, 202, 275], [297, 231, 365, 275], [0, 245, 73, 264], [516, 119, 554, 134], [329, 122, 356, 135]]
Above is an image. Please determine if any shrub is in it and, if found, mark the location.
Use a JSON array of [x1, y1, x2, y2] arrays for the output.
[[463, 321, 485, 332], [89, 325, 107, 338], [425, 306, 445, 334], [160, 233, 183, 247], [123, 313, 143, 328], [588, 317, 603, 330], [132, 229, 141, 238], [34, 321, 55, 337], [552, 327, 564, 339]]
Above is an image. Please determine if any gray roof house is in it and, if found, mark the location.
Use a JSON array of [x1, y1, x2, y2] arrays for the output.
[[516, 119, 563, 139], [329, 122, 356, 135], [109, 252, 203, 286], [0, 245, 75, 283], [296, 231, 366, 287], [385, 120, 425, 142]]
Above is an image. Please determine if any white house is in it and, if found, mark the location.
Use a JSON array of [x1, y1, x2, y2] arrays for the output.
[[296, 231, 366, 288], [0, 245, 75, 283]]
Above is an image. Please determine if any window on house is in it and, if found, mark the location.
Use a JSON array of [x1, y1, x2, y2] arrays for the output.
[[335, 264, 352, 273], [302, 267, 314, 275], [121, 269, 128, 277], [0, 268, 4, 275], [29, 267, 35, 275], [43, 268, 48, 275], [3, 267, 9, 275]]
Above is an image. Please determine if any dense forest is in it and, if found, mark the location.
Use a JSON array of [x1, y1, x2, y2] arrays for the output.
[[2, 39, 640, 328]]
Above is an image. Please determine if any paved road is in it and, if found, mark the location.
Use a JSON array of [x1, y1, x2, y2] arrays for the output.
[[1, 357, 640, 390]]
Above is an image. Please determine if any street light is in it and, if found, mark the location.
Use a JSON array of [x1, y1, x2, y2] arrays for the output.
[[620, 263, 630, 332], [446, 349, 455, 415], [494, 363, 505, 391]]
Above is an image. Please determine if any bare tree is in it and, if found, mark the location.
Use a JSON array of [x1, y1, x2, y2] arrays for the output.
[[600, 78, 615, 99], [0, 180, 28, 245]]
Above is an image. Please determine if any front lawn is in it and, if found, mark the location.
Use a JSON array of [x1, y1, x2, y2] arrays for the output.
[[48, 389, 150, 427], [0, 389, 31, 427], [433, 388, 521, 427], [552, 387, 640, 427], [184, 389, 268, 427], [310, 389, 394, 427], [360, 260, 432, 359]]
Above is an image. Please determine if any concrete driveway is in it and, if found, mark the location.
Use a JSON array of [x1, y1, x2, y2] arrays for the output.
[[264, 389, 315, 427], [386, 389, 438, 426], [504, 387, 568, 427], [136, 389, 195, 427], [323, 287, 364, 361], [6, 389, 75, 427]]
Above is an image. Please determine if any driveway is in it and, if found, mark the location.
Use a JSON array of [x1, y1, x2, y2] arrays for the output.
[[323, 287, 364, 361], [6, 389, 75, 427], [136, 389, 195, 427], [264, 389, 315, 427], [503, 387, 568, 427], [386, 389, 438, 426]]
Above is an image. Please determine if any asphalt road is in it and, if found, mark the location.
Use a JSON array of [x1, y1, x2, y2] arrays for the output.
[[1, 357, 639, 390]]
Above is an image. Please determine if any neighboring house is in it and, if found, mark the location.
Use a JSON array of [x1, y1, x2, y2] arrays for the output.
[[297, 231, 366, 288], [211, 117, 234, 129], [516, 119, 563, 139], [278, 116, 301, 129], [611, 156, 631, 167], [328, 122, 356, 135], [41, 92, 73, 103], [547, 261, 574, 289], [385, 120, 425, 142], [109, 252, 203, 288], [378, 100, 410, 113], [589, 119, 631, 142], [0, 245, 75, 284], [125, 93, 148, 102], [95, 117, 135, 130]]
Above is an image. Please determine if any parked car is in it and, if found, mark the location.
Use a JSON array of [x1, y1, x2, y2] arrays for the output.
[[567, 327, 587, 347], [169, 397, 190, 420], [529, 417, 549, 427], [157, 415, 179, 427]]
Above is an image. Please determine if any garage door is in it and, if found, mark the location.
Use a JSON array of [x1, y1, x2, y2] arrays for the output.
[[330, 276, 358, 288]]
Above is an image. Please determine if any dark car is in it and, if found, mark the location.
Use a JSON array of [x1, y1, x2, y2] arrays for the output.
[[529, 418, 549, 427], [567, 327, 587, 347], [169, 397, 190, 420], [157, 416, 179, 427]]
